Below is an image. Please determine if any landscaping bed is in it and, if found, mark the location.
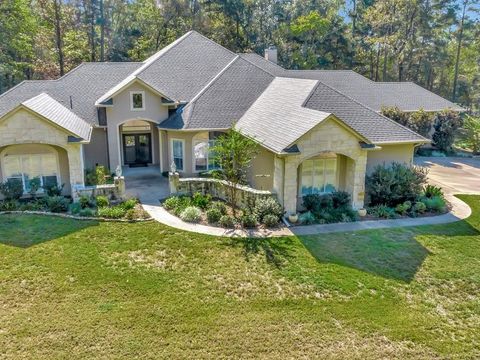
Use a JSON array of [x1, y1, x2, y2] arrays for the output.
[[162, 192, 284, 229]]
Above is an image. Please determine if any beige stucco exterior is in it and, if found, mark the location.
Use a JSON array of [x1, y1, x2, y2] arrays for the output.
[[83, 127, 109, 169], [0, 108, 85, 195], [366, 143, 415, 173], [248, 146, 275, 191], [105, 81, 169, 170], [273, 117, 369, 214]]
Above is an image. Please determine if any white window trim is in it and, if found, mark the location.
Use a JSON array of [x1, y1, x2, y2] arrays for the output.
[[170, 138, 185, 172], [130, 91, 145, 111], [1, 152, 61, 194], [192, 139, 219, 173]]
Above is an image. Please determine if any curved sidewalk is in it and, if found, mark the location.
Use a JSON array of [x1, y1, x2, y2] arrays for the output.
[[141, 193, 472, 238]]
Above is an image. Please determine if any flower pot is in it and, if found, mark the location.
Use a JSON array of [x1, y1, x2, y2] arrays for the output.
[[358, 208, 367, 217], [288, 214, 298, 223]]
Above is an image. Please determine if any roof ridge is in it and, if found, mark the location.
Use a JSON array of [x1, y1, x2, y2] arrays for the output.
[[310, 79, 428, 141], [239, 52, 286, 72], [237, 54, 280, 77], [191, 30, 238, 57], [0, 79, 56, 100]]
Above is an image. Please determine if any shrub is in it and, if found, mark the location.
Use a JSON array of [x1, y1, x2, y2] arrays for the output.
[[303, 193, 333, 212], [432, 110, 463, 152], [409, 109, 433, 138], [210, 201, 227, 215], [241, 213, 257, 228], [191, 192, 211, 209], [413, 201, 427, 214], [79, 195, 92, 209], [219, 215, 235, 228], [422, 196, 446, 212], [254, 197, 283, 222], [79, 208, 96, 217], [19, 200, 45, 211], [206, 208, 222, 223], [0, 180, 24, 200], [46, 196, 69, 213], [180, 206, 202, 223], [263, 214, 279, 227], [299, 211, 316, 225], [462, 114, 480, 154], [95, 165, 109, 185], [395, 201, 412, 215], [121, 198, 138, 211], [173, 196, 192, 216], [45, 184, 64, 197], [69, 202, 82, 215], [368, 204, 396, 219], [28, 177, 42, 198], [331, 191, 351, 209], [163, 196, 180, 211], [366, 163, 427, 207], [423, 184, 444, 199], [125, 209, 137, 221], [98, 206, 126, 219], [0, 200, 20, 211], [96, 195, 109, 208]]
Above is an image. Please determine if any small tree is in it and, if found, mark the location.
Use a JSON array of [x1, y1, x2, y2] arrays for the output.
[[0, 180, 24, 201], [432, 110, 463, 152], [211, 129, 258, 215], [462, 114, 480, 154], [381, 106, 410, 127], [409, 109, 433, 138]]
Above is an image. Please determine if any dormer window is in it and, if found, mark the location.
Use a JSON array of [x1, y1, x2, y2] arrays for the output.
[[130, 91, 145, 111]]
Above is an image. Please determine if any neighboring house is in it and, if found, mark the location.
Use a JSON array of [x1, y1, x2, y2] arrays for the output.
[[0, 31, 463, 213]]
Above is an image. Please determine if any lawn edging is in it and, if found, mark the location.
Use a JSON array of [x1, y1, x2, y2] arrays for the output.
[[0, 210, 153, 223]]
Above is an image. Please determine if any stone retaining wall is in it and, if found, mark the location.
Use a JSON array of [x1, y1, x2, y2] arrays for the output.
[[73, 176, 126, 201]]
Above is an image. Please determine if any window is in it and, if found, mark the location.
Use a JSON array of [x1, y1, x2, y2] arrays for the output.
[[193, 140, 220, 172], [171, 139, 184, 171], [3, 153, 59, 193], [130, 91, 145, 111], [300, 158, 337, 195]]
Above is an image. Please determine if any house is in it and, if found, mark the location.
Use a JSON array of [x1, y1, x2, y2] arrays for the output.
[[0, 31, 463, 213]]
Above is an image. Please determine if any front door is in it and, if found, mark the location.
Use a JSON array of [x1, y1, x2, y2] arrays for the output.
[[123, 133, 152, 165]]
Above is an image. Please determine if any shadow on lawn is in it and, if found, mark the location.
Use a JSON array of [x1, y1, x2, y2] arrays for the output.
[[299, 218, 480, 282], [0, 214, 99, 248], [224, 237, 296, 268]]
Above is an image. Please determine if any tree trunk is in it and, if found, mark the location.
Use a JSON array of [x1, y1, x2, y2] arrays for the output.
[[382, 44, 388, 81], [99, 0, 104, 61], [53, 0, 64, 76], [452, 0, 467, 102], [375, 46, 381, 81]]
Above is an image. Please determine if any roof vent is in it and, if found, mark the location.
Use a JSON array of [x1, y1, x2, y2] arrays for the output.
[[264, 46, 278, 64]]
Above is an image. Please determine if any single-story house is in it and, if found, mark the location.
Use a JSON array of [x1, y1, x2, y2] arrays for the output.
[[0, 31, 463, 213]]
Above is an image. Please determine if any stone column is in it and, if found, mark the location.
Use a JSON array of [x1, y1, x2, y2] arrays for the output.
[[351, 153, 367, 209], [67, 145, 85, 188], [272, 156, 285, 205], [114, 176, 126, 198], [168, 172, 180, 194], [283, 158, 298, 215]]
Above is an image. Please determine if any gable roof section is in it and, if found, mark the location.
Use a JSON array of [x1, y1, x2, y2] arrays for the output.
[[304, 81, 428, 144], [158, 56, 275, 130], [97, 31, 237, 104], [239, 53, 285, 75], [236, 77, 332, 153], [0, 62, 142, 126], [20, 93, 92, 141]]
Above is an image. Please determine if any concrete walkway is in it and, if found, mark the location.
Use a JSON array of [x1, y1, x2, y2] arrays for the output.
[[132, 158, 477, 238]]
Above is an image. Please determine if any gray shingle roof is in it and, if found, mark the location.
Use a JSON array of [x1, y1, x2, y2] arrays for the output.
[[236, 77, 331, 153], [158, 56, 275, 130], [0, 62, 142, 126], [22, 93, 92, 141], [304, 81, 428, 144]]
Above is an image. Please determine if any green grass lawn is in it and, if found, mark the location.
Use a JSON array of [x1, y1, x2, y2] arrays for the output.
[[1, 196, 480, 359]]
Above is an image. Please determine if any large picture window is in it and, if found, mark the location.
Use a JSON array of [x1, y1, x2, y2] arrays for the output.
[[193, 140, 219, 172], [300, 158, 336, 195], [171, 139, 184, 171], [3, 153, 59, 192]]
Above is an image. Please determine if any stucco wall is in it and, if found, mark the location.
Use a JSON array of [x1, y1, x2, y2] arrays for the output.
[[0, 108, 85, 192], [83, 127, 108, 169], [248, 146, 275, 191], [366, 144, 415, 174], [165, 131, 197, 176], [277, 117, 368, 214], [106, 82, 169, 170]]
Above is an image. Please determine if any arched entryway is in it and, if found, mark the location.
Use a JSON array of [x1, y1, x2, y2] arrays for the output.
[[119, 120, 159, 167], [297, 151, 356, 209]]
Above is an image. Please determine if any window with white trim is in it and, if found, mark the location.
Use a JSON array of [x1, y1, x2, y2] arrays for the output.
[[300, 158, 337, 195], [171, 139, 184, 171], [193, 140, 220, 172], [3, 153, 59, 192], [130, 91, 145, 111]]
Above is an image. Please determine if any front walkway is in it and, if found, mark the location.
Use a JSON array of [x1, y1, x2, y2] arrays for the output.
[[131, 158, 476, 238]]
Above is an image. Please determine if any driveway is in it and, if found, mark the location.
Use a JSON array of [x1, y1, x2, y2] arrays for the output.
[[414, 157, 480, 194]]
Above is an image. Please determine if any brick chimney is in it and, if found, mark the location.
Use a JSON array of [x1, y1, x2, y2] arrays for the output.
[[264, 46, 278, 64]]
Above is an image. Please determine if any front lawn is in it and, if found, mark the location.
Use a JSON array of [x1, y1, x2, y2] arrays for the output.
[[1, 196, 479, 358]]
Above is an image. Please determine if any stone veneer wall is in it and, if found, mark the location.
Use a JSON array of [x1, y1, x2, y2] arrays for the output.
[[278, 117, 368, 214], [172, 176, 275, 207], [0, 109, 85, 193]]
